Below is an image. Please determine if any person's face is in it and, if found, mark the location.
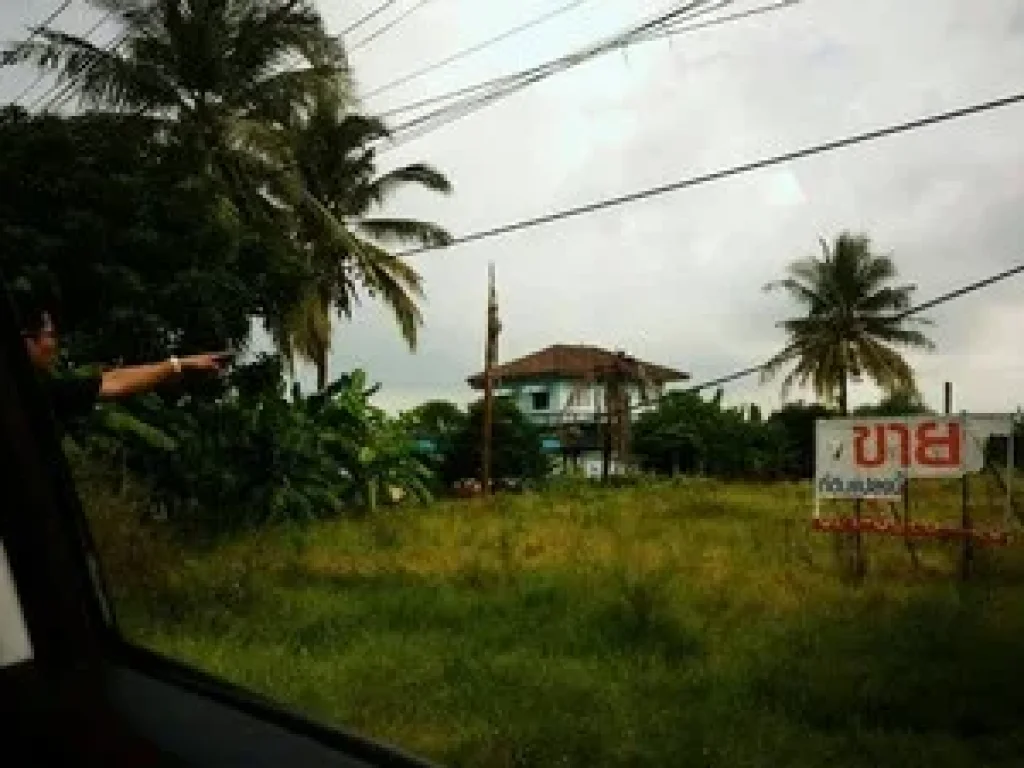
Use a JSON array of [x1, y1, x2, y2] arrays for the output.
[[24, 312, 58, 371]]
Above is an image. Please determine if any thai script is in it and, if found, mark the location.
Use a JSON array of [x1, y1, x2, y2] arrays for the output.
[[817, 471, 907, 497], [852, 421, 961, 470]]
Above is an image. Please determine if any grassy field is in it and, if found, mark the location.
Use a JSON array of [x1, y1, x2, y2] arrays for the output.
[[84, 475, 1024, 767]]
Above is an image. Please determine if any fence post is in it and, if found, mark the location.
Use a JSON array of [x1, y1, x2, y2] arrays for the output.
[[903, 475, 920, 569], [854, 498, 864, 578], [961, 435, 972, 581]]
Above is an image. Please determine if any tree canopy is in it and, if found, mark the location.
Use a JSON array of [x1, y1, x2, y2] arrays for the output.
[[762, 232, 933, 414], [442, 397, 549, 486]]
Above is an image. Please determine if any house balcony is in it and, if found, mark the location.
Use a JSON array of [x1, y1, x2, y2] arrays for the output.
[[525, 410, 602, 428], [524, 403, 657, 429]]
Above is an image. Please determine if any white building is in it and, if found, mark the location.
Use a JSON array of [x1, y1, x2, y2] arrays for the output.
[[468, 344, 690, 477]]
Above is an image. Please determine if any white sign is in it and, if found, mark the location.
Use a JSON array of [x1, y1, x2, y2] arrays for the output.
[[815, 415, 1013, 500]]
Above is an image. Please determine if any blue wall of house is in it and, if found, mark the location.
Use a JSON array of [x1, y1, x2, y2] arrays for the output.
[[497, 376, 648, 423]]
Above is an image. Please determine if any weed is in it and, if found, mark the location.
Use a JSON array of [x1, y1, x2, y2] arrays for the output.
[[88, 477, 1024, 767]]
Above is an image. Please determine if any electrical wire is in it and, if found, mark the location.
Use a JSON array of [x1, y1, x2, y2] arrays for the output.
[[380, 0, 798, 149], [633, 0, 801, 41], [38, 30, 126, 113], [6, 0, 76, 105], [361, 0, 591, 101], [670, 262, 1024, 400], [399, 88, 1024, 258], [381, 0, 723, 137], [348, 0, 437, 52], [25, 11, 117, 112], [376, 0, 788, 121], [340, 0, 400, 37], [34, 0, 74, 28]]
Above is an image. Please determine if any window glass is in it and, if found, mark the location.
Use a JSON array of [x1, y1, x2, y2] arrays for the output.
[[0, 541, 33, 667], [568, 385, 592, 407], [6, 2, 1024, 766]]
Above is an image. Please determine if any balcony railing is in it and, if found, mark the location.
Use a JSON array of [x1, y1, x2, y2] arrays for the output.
[[524, 404, 657, 428], [527, 411, 607, 427]]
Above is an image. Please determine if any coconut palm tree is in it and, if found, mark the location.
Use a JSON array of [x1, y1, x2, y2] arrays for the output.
[[5, 1, 451, 371], [272, 109, 452, 390], [3, 2, 344, 329], [761, 232, 934, 415], [3, 1, 347, 201]]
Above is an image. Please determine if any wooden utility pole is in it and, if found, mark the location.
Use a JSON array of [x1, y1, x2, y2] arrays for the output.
[[481, 263, 500, 496], [944, 381, 974, 580]]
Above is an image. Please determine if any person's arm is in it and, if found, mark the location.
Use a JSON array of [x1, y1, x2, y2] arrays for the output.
[[98, 353, 228, 399]]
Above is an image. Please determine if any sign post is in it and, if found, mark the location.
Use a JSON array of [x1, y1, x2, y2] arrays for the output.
[[962, 448, 971, 580]]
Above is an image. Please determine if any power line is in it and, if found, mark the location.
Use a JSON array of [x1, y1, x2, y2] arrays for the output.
[[380, 0, 797, 149], [6, 0, 75, 104], [10, 70, 47, 106], [36, 31, 126, 114], [398, 88, 1024, 258], [25, 11, 117, 112], [377, 69, 510, 119], [341, 0, 400, 37], [377, 0, 788, 121], [672, 262, 1024, 399], [349, 0, 436, 53], [380, 0, 725, 140], [35, 0, 74, 28], [361, 0, 591, 101], [893, 263, 1024, 322], [633, 0, 800, 41]]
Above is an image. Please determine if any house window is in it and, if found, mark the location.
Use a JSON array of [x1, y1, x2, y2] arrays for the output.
[[531, 390, 550, 411], [568, 385, 592, 407]]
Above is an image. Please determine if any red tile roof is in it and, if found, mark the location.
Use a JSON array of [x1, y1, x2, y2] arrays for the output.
[[468, 344, 689, 389]]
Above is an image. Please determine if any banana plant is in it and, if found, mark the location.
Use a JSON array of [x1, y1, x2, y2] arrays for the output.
[[301, 370, 433, 513]]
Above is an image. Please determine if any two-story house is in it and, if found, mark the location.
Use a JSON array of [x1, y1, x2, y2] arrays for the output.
[[468, 344, 689, 477]]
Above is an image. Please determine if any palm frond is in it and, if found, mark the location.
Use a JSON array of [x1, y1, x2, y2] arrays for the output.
[[853, 337, 918, 394], [229, 1, 333, 70], [759, 341, 799, 384], [242, 64, 351, 123], [855, 252, 898, 292], [762, 276, 824, 308], [335, 113, 390, 143], [858, 322, 935, 351], [857, 285, 915, 313], [365, 163, 453, 205], [285, 286, 332, 371], [262, 315, 297, 375], [356, 218, 452, 247], [355, 240, 424, 349], [5, 27, 182, 112]]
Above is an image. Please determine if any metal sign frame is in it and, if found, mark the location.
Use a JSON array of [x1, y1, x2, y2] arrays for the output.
[[812, 413, 1018, 541]]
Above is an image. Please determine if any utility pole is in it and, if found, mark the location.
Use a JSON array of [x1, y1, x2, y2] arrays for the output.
[[944, 381, 973, 580], [481, 263, 500, 496]]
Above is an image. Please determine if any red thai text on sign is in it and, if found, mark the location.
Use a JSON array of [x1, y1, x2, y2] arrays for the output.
[[852, 421, 962, 470]]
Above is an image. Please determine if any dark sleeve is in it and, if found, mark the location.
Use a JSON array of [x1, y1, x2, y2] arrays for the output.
[[44, 375, 103, 428]]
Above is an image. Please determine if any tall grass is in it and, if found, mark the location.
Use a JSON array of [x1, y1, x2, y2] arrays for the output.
[[81, 472, 1024, 767]]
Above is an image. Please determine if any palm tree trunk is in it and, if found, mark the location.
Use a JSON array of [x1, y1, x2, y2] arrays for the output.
[[316, 359, 327, 392]]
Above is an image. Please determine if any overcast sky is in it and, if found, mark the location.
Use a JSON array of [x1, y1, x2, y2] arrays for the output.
[[3, 0, 1024, 415]]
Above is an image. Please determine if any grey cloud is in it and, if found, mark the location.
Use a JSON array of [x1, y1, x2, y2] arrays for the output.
[[5, 0, 1024, 415]]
